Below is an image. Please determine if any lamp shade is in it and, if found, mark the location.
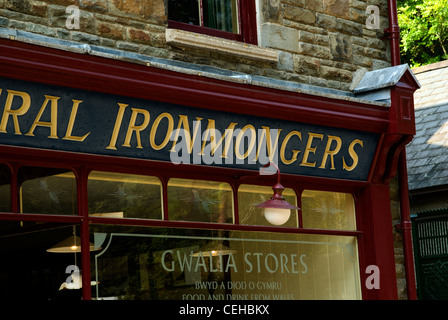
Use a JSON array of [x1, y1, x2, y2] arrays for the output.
[[256, 182, 299, 226], [191, 242, 236, 257], [47, 236, 100, 253]]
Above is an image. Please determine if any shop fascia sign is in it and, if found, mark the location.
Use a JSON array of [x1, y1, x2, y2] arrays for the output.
[[0, 77, 378, 180]]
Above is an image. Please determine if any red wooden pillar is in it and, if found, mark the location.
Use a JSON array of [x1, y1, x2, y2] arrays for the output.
[[358, 183, 398, 300]]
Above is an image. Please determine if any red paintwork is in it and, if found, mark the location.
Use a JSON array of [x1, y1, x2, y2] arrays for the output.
[[385, 0, 418, 300], [0, 35, 419, 300]]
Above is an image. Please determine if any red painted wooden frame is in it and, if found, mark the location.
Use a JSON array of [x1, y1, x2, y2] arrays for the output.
[[168, 0, 258, 44], [0, 38, 418, 300]]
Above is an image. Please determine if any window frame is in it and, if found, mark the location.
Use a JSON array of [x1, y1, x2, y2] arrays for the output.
[[167, 0, 258, 45], [0, 146, 364, 300]]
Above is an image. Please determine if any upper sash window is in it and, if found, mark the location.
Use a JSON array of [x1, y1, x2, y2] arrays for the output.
[[168, 0, 257, 44]]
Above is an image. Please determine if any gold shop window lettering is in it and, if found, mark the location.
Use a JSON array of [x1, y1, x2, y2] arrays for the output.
[[87, 171, 163, 220], [18, 166, 77, 215], [301, 190, 357, 231], [167, 178, 234, 223]]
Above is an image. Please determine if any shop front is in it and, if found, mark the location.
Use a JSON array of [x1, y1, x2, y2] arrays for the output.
[[0, 37, 419, 300]]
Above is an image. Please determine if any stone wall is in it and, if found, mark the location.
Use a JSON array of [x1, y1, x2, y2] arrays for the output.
[[389, 176, 408, 300], [0, 0, 392, 91]]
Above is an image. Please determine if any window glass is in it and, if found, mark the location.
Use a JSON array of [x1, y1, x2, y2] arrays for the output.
[[90, 225, 361, 300], [88, 171, 163, 220], [168, 0, 240, 33], [167, 178, 233, 223], [301, 190, 356, 231], [19, 167, 77, 215], [0, 164, 11, 212], [238, 184, 298, 227], [168, 0, 200, 26], [0, 223, 91, 301]]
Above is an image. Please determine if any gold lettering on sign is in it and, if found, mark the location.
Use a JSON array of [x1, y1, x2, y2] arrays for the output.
[[235, 124, 256, 160], [254, 126, 282, 162], [280, 131, 302, 165], [150, 112, 174, 150], [26, 95, 59, 139], [106, 103, 129, 150], [0, 89, 31, 135], [319, 135, 342, 170], [63, 100, 90, 142], [170, 115, 203, 154], [343, 139, 363, 171], [123, 108, 150, 149], [300, 132, 324, 167], [200, 120, 237, 158]]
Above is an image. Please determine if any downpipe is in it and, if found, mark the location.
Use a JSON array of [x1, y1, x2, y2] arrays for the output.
[[386, 0, 418, 300]]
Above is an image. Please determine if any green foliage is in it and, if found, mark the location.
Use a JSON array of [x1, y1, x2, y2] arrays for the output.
[[398, 0, 448, 67]]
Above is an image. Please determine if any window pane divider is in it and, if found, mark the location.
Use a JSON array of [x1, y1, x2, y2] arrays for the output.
[[86, 216, 362, 237], [0, 212, 82, 224]]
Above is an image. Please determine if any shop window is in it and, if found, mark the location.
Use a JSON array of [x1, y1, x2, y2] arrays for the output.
[[0, 164, 11, 212], [238, 184, 298, 227], [87, 171, 163, 220], [301, 190, 357, 231], [0, 223, 89, 301], [167, 178, 233, 223], [18, 167, 77, 215], [90, 225, 361, 300], [168, 0, 257, 44]]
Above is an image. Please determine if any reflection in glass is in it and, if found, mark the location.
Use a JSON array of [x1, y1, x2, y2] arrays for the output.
[[0, 223, 88, 300], [238, 184, 298, 227], [90, 225, 361, 300], [19, 167, 77, 215], [168, 0, 200, 26], [0, 164, 11, 212], [168, 0, 240, 33], [301, 190, 356, 230], [203, 0, 239, 33], [88, 171, 163, 220], [168, 178, 233, 223]]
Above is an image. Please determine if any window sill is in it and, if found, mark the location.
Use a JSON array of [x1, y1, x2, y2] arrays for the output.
[[165, 29, 279, 63]]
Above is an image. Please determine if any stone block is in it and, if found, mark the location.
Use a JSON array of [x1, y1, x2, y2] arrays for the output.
[[283, 5, 316, 24], [329, 33, 352, 62], [336, 18, 363, 36], [260, 22, 299, 53], [262, 0, 282, 24], [324, 0, 350, 19], [116, 40, 140, 52], [127, 28, 151, 44], [299, 42, 331, 60], [316, 12, 336, 30], [45, 0, 79, 6], [96, 21, 125, 40], [108, 0, 166, 24], [6, 0, 47, 17], [353, 54, 373, 68], [0, 16, 8, 26], [299, 30, 315, 44], [48, 5, 95, 33], [80, 0, 107, 13], [304, 0, 324, 13], [71, 31, 100, 44], [277, 51, 294, 72], [26, 22, 57, 37], [294, 55, 321, 77], [321, 65, 352, 82]]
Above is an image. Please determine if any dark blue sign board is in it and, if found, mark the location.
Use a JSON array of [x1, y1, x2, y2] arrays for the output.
[[0, 77, 379, 181]]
